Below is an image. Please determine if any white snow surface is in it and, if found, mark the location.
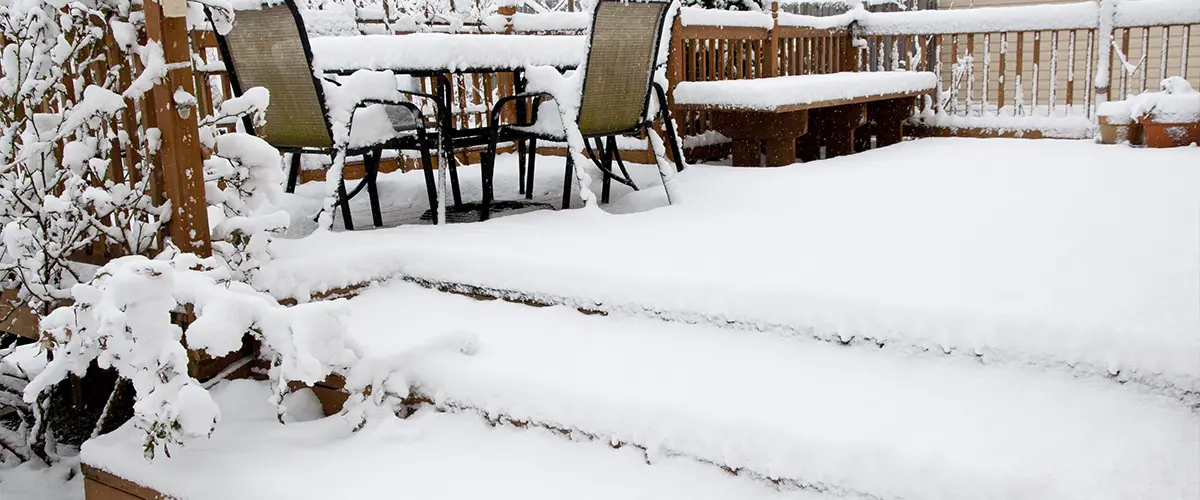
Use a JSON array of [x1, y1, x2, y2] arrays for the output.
[[258, 139, 1200, 397], [336, 281, 1198, 500], [728, 2, 1099, 33], [82, 379, 843, 500], [1114, 0, 1200, 28], [855, 2, 1100, 35], [510, 12, 590, 32], [83, 281, 1200, 500], [0, 458, 82, 500], [308, 34, 585, 73], [679, 6, 774, 28], [672, 72, 937, 110]]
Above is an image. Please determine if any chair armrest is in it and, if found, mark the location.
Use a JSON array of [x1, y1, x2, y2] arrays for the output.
[[352, 99, 430, 132], [490, 92, 556, 128]]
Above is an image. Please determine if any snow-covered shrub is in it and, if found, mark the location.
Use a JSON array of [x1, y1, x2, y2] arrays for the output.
[[0, 0, 168, 313], [25, 249, 356, 460], [201, 89, 291, 281]]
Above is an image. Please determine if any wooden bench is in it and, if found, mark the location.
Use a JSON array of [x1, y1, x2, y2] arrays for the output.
[[673, 72, 938, 167]]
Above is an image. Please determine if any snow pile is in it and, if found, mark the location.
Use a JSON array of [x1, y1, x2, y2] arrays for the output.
[[678, 6, 773, 28], [510, 12, 590, 32], [309, 33, 586, 73], [673, 71, 937, 110], [1114, 0, 1200, 28], [1128, 76, 1200, 123], [259, 139, 1200, 398], [856, 2, 1099, 35], [82, 379, 836, 500], [299, 7, 360, 36], [910, 110, 1097, 138]]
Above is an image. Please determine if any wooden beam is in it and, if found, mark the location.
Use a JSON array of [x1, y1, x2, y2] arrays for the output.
[[144, 0, 211, 257]]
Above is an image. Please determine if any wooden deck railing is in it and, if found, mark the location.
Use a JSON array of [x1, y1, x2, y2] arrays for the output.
[[665, 0, 1200, 139]]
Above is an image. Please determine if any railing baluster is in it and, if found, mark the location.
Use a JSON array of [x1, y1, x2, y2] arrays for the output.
[[1085, 28, 1095, 118], [983, 33, 990, 115], [999, 32, 1007, 113], [1160, 26, 1169, 84], [1067, 30, 1076, 114], [1049, 30, 1058, 117], [1119, 28, 1130, 100], [1033, 31, 1041, 114], [1181, 25, 1190, 80], [1015, 31, 1024, 116], [1139, 27, 1149, 94]]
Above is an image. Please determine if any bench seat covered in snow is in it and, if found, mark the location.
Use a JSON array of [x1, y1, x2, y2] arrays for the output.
[[672, 71, 938, 166]]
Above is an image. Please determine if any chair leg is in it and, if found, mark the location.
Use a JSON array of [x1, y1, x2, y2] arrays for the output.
[[365, 149, 383, 228], [337, 177, 354, 230], [645, 128, 674, 206], [654, 83, 687, 172], [481, 129, 499, 222], [448, 153, 463, 207], [598, 138, 613, 204], [286, 153, 302, 193], [517, 139, 526, 196], [418, 130, 438, 224], [525, 138, 538, 200], [561, 154, 574, 210]]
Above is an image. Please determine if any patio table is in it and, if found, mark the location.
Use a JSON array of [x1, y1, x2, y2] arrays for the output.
[[309, 34, 586, 224]]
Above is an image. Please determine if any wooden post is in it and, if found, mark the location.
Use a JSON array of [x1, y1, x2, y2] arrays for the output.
[[765, 2, 779, 78], [1094, 0, 1115, 105], [144, 0, 211, 257]]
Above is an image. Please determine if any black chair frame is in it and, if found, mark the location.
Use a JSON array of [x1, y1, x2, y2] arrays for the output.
[[480, 1, 686, 222], [209, 0, 441, 230]]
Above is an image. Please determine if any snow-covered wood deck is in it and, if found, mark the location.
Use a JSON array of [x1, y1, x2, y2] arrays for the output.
[[74, 137, 1200, 500]]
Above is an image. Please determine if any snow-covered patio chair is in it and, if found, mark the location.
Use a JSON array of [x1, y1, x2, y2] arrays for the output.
[[212, 0, 436, 230], [480, 0, 686, 221]]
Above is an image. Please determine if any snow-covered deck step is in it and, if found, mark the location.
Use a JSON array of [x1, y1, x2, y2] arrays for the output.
[[84, 380, 836, 500], [343, 281, 1198, 500]]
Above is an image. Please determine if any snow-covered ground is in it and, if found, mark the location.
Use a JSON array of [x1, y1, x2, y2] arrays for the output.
[[81, 280, 1199, 500], [83, 380, 851, 500], [264, 138, 1200, 400], [41, 138, 1200, 499]]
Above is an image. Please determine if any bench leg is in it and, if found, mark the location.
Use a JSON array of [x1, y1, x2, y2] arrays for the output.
[[763, 138, 796, 167], [869, 98, 913, 148], [796, 131, 821, 162], [731, 139, 761, 167], [820, 103, 867, 159], [854, 123, 873, 153]]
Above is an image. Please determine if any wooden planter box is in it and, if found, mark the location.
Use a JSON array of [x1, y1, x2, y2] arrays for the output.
[[1139, 116, 1200, 148], [1098, 115, 1143, 145]]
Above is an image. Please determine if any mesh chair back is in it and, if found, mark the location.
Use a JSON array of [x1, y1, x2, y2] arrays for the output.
[[576, 0, 670, 137], [221, 3, 335, 150]]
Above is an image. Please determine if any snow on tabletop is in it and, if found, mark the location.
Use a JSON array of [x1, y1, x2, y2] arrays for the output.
[[678, 6, 773, 29], [331, 281, 1200, 500], [259, 139, 1200, 398], [81, 380, 843, 500], [1115, 0, 1200, 28], [308, 34, 586, 73], [299, 7, 360, 37], [672, 72, 937, 110]]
